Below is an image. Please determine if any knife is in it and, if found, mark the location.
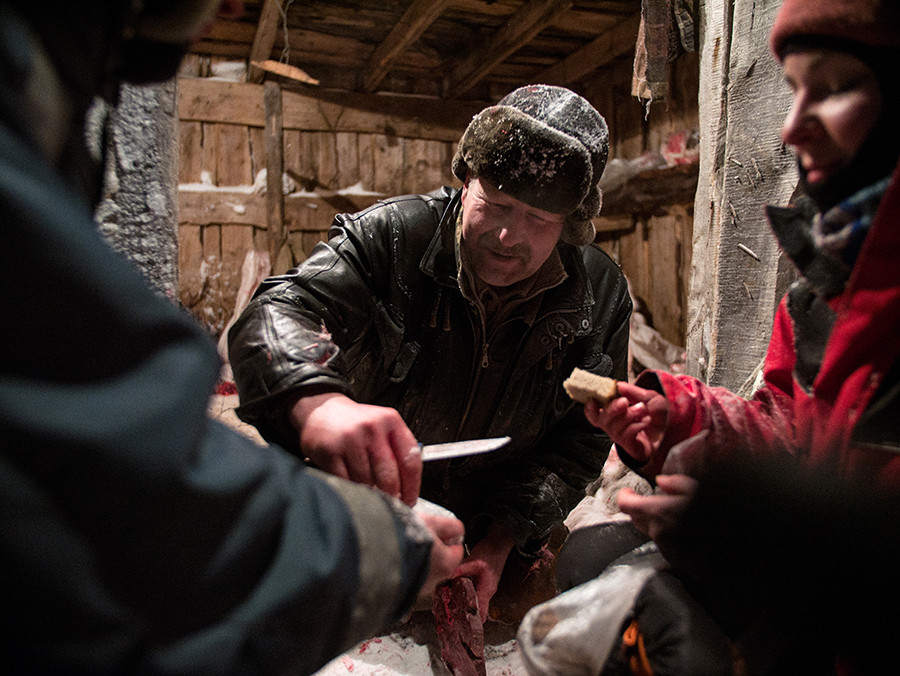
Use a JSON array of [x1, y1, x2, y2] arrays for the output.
[[416, 436, 511, 461]]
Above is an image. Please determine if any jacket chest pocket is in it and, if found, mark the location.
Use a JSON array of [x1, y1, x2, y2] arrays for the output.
[[388, 341, 421, 382], [370, 299, 419, 383]]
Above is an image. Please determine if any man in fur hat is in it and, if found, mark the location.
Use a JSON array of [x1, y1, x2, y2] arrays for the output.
[[229, 84, 632, 616]]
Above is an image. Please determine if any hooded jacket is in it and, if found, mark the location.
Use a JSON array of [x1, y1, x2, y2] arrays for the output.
[[0, 5, 432, 672], [626, 160, 900, 489], [228, 187, 632, 551]]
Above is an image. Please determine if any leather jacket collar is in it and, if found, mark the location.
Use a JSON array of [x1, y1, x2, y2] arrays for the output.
[[419, 189, 462, 287]]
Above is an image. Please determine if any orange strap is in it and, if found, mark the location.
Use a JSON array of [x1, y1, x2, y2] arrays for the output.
[[622, 619, 654, 676]]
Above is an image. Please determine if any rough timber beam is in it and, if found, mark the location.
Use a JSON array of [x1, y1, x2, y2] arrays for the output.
[[537, 13, 641, 86], [361, 0, 451, 94], [446, 0, 573, 98], [249, 0, 287, 84]]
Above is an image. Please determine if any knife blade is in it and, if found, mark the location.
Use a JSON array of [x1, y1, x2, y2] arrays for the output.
[[416, 436, 511, 461]]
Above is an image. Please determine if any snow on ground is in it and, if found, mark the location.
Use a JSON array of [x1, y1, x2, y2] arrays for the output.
[[313, 611, 524, 676]]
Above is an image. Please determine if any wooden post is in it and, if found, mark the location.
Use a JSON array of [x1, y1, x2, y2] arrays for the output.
[[686, 0, 797, 392], [264, 80, 286, 263]]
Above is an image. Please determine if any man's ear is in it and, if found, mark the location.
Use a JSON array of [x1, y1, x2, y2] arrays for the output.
[[460, 173, 472, 204]]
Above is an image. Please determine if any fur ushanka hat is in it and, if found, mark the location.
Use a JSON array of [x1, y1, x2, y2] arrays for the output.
[[452, 84, 609, 246]]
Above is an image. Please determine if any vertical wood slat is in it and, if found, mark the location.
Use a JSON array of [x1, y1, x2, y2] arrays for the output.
[[372, 134, 405, 194], [179, 121, 204, 183], [249, 126, 266, 179], [283, 128, 301, 180], [200, 224, 222, 334], [335, 132, 361, 188], [180, 80, 474, 337], [687, 0, 795, 389], [221, 224, 256, 325], [317, 131, 339, 190], [178, 223, 204, 307], [215, 123, 252, 185], [297, 130, 320, 189], [646, 209, 687, 346], [201, 123, 218, 185], [264, 81, 286, 261], [359, 130, 375, 193], [404, 138, 446, 194]]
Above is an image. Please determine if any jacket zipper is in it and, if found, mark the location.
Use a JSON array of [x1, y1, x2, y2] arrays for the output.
[[455, 302, 490, 436], [456, 305, 581, 437]]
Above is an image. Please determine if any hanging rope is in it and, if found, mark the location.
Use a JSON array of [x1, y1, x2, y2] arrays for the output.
[[279, 0, 296, 64]]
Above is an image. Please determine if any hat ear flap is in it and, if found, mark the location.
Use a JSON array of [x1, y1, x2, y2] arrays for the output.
[[451, 148, 468, 184], [562, 185, 601, 245]]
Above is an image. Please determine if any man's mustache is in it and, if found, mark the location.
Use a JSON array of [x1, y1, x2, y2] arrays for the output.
[[479, 232, 530, 263]]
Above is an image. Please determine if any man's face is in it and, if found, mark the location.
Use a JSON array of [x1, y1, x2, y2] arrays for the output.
[[781, 49, 882, 187], [459, 177, 566, 288]]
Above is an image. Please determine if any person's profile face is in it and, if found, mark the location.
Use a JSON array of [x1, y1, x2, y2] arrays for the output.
[[459, 177, 566, 288], [781, 49, 882, 187]]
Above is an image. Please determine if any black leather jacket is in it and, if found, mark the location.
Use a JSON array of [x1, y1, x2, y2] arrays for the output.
[[229, 186, 632, 551]]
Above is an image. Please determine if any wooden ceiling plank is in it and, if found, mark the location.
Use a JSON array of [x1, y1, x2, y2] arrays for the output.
[[361, 0, 451, 93], [446, 0, 574, 98], [537, 12, 641, 86], [249, 0, 287, 83]]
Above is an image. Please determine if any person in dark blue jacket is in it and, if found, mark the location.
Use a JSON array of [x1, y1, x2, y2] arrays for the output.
[[0, 2, 463, 672]]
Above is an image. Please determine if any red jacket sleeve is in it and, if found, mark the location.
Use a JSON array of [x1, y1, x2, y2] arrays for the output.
[[633, 298, 798, 481]]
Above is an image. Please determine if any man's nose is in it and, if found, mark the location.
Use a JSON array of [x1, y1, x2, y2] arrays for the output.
[[497, 217, 525, 246]]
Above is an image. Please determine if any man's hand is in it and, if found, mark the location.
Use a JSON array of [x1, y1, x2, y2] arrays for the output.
[[583, 382, 668, 464], [417, 513, 466, 597], [617, 473, 698, 542], [452, 524, 516, 622], [288, 392, 421, 505]]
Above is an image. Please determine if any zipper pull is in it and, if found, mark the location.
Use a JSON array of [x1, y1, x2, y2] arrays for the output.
[[481, 342, 490, 368]]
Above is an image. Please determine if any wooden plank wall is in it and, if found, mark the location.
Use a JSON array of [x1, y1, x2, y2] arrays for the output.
[[177, 54, 700, 349], [177, 57, 466, 337], [588, 51, 700, 350]]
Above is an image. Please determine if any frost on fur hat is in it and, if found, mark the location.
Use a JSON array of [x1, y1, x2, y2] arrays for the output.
[[452, 84, 609, 246], [770, 0, 900, 60]]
